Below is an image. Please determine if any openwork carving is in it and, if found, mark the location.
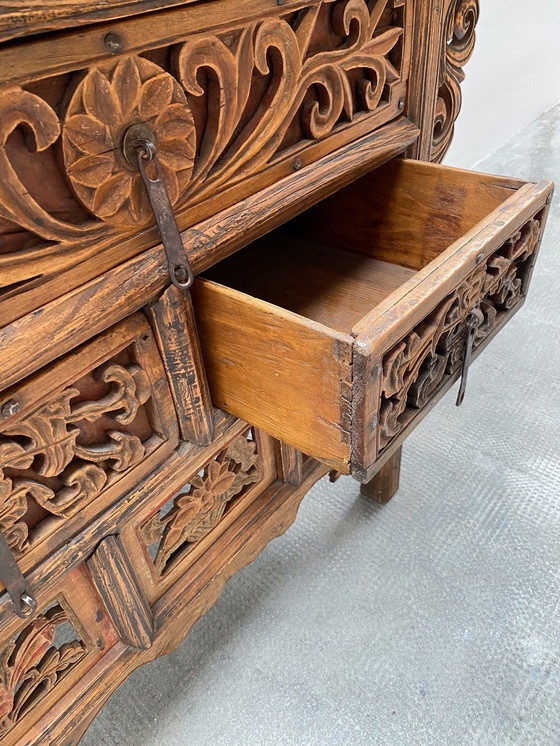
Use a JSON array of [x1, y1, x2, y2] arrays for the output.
[[0, 0, 409, 291], [62, 56, 196, 227], [432, 0, 479, 162], [141, 430, 260, 575], [0, 604, 86, 735], [0, 361, 155, 558], [378, 216, 543, 449], [176, 0, 405, 202]]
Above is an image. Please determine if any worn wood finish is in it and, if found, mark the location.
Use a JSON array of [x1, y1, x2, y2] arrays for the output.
[[0, 1, 555, 742], [0, 0, 413, 326], [0, 314, 178, 590], [125, 425, 278, 605], [406, 0, 480, 162], [146, 287, 213, 446], [275, 444, 305, 486], [22, 460, 329, 746], [88, 535, 154, 650], [0, 118, 418, 330], [360, 446, 402, 504], [289, 159, 526, 271], [0, 564, 118, 746], [0, 0, 202, 42]]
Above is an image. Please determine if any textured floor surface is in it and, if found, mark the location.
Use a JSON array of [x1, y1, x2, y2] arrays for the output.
[[83, 105, 560, 745]]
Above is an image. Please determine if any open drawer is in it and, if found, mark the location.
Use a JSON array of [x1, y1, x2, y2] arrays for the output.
[[191, 159, 553, 481]]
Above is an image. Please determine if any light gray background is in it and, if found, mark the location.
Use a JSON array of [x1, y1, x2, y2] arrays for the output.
[[446, 0, 560, 167]]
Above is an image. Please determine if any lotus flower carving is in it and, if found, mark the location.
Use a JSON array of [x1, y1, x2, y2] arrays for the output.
[[62, 55, 196, 227]]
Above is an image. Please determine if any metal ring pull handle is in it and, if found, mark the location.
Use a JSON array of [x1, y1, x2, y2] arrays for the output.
[[123, 125, 194, 292]]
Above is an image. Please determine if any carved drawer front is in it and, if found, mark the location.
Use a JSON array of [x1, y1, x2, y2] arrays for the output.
[[0, 314, 179, 591], [191, 158, 553, 481], [0, 563, 118, 745], [120, 422, 277, 605], [0, 0, 413, 324]]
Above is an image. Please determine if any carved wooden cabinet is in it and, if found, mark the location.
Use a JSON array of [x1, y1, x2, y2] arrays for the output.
[[0, 1, 553, 743]]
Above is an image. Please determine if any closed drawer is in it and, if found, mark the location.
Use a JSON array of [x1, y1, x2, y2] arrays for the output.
[[0, 314, 178, 587], [191, 159, 553, 480], [120, 421, 277, 604], [0, 563, 118, 745]]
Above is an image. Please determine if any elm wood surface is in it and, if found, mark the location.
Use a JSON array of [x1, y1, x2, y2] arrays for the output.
[[192, 159, 553, 477], [0, 314, 178, 593], [146, 287, 214, 447], [0, 0, 203, 42], [205, 237, 417, 334], [88, 535, 155, 651], [0, 0, 413, 325]]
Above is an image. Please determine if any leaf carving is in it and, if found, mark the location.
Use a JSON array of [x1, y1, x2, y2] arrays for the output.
[[66, 154, 114, 188], [0, 360, 155, 554], [0, 605, 86, 735], [92, 173, 132, 218], [83, 69, 119, 129], [2, 390, 79, 477], [150, 431, 261, 575], [378, 215, 541, 449], [63, 114, 112, 155]]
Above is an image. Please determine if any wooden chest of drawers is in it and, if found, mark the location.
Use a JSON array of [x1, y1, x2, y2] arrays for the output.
[[0, 1, 553, 743]]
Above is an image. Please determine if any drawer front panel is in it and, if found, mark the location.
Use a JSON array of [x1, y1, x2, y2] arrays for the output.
[[0, 564, 118, 745], [0, 315, 178, 583], [122, 423, 277, 604], [0, 0, 412, 322], [377, 212, 545, 453]]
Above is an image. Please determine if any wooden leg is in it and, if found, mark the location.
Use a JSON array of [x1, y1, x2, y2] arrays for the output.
[[360, 446, 402, 504]]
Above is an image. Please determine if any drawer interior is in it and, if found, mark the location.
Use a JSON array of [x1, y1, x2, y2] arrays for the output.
[[203, 158, 524, 334]]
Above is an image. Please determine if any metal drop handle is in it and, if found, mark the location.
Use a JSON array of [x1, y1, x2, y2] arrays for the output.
[[0, 531, 37, 619], [123, 124, 194, 292], [456, 308, 484, 407]]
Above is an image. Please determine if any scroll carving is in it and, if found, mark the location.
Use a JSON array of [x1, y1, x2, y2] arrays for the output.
[[0, 604, 86, 735], [378, 216, 543, 450], [432, 0, 479, 162], [0, 0, 409, 290], [0, 361, 156, 558], [141, 430, 261, 575]]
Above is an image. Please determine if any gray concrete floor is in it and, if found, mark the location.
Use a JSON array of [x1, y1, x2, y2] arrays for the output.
[[83, 104, 560, 746]]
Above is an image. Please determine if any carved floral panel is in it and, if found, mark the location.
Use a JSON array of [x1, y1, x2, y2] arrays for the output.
[[0, 0, 411, 295], [0, 603, 87, 736], [141, 428, 264, 577], [0, 318, 176, 562], [378, 214, 543, 450]]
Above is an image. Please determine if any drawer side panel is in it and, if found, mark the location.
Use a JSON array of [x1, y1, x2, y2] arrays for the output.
[[192, 279, 353, 470]]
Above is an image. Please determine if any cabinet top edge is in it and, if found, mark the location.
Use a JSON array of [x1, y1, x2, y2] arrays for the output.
[[0, 0, 204, 44]]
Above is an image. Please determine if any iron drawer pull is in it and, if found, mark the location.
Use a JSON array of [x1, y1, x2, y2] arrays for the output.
[[0, 531, 37, 619], [456, 308, 484, 407], [123, 124, 194, 292]]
